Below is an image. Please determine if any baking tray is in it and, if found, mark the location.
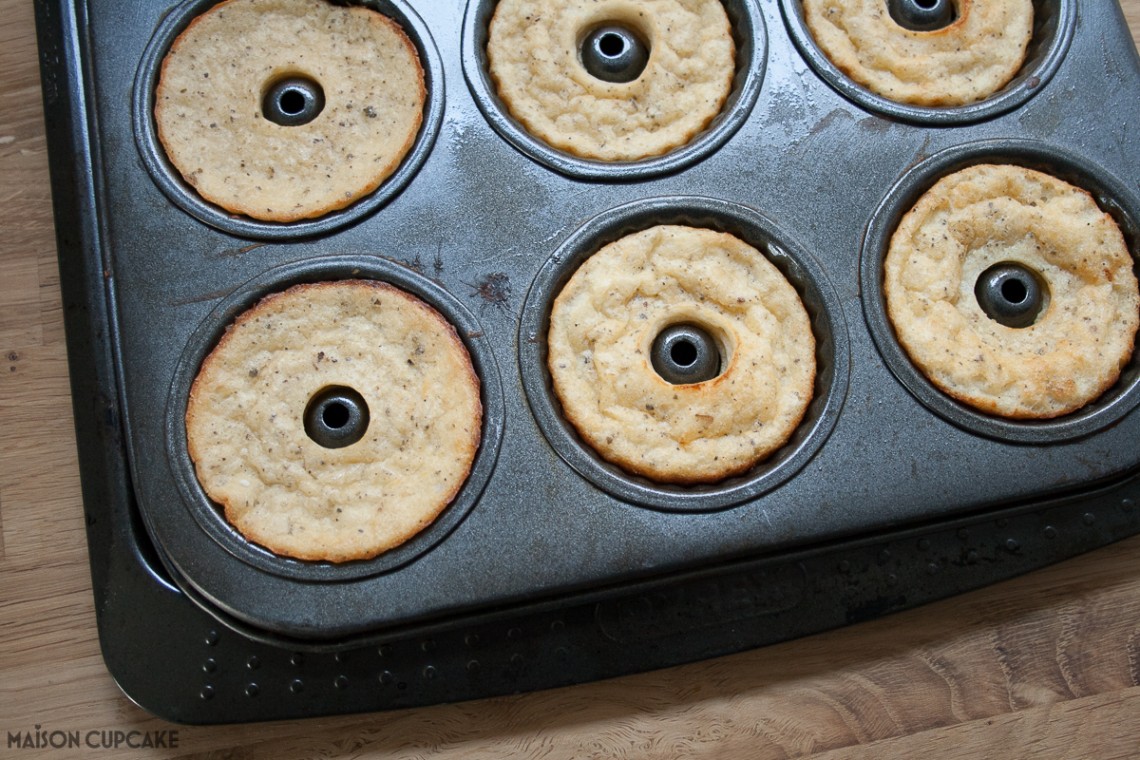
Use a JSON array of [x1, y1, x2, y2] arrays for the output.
[[33, 0, 1140, 723]]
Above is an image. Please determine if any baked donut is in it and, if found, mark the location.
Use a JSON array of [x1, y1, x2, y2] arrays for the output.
[[884, 164, 1139, 418], [547, 225, 816, 483], [802, 0, 1033, 107], [155, 0, 425, 222], [185, 280, 482, 562], [486, 0, 735, 162]]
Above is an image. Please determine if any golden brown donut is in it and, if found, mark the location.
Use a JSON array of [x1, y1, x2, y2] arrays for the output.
[[487, 0, 735, 161], [186, 280, 482, 562], [803, 0, 1033, 106], [548, 225, 816, 483], [884, 164, 1139, 418], [155, 0, 425, 221]]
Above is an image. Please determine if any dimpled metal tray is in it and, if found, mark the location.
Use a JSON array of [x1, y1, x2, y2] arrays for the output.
[[35, 0, 1140, 722]]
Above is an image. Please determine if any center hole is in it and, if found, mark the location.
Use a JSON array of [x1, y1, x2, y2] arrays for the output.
[[670, 339, 698, 367], [1001, 278, 1029, 304], [278, 88, 306, 116], [322, 401, 350, 429], [303, 386, 369, 449], [262, 76, 325, 127], [975, 262, 1048, 329], [651, 323, 722, 385], [599, 32, 626, 58], [887, 0, 957, 31], [580, 24, 650, 83]]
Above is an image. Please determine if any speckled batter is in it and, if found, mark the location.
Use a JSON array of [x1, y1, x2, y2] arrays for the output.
[[185, 281, 482, 562], [884, 164, 1139, 418], [548, 225, 816, 483], [156, 0, 425, 222], [803, 0, 1033, 107], [487, 0, 735, 161]]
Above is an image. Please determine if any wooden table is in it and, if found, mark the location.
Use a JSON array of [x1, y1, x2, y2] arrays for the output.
[[3, 3, 1139, 757]]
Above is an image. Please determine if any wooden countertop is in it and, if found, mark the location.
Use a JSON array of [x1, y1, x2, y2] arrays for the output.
[[3, 2, 1140, 757]]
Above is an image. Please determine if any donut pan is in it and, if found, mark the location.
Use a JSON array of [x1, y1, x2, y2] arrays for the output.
[[34, 0, 1140, 722]]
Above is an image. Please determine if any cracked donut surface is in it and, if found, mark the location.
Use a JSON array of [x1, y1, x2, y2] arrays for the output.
[[547, 225, 816, 483], [884, 164, 1139, 418], [487, 0, 735, 161], [186, 280, 481, 562], [803, 0, 1033, 106]]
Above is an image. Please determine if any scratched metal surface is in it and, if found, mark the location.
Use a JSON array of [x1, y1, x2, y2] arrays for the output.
[[64, 0, 1140, 642]]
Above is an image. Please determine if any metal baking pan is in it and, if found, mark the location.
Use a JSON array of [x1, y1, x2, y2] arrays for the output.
[[34, 0, 1140, 722]]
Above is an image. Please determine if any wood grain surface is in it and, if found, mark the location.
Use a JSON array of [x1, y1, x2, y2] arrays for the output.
[[2, 2, 1140, 758]]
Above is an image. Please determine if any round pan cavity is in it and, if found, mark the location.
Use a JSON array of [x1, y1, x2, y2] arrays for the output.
[[132, 0, 444, 240], [460, 0, 766, 181], [779, 0, 1075, 125], [162, 256, 504, 583], [520, 196, 849, 512], [861, 139, 1140, 443]]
